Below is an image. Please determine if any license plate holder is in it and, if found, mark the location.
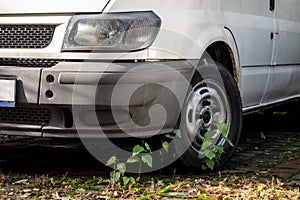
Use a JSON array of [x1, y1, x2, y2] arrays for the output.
[[0, 77, 16, 107]]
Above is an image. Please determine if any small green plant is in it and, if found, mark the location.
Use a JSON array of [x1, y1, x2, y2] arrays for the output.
[[260, 132, 266, 140], [106, 123, 231, 187], [106, 155, 134, 188], [201, 123, 233, 170], [126, 143, 153, 168], [106, 139, 170, 187], [106, 141, 170, 187]]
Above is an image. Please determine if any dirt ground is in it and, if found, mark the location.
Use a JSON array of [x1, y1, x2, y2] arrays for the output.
[[0, 101, 300, 199]]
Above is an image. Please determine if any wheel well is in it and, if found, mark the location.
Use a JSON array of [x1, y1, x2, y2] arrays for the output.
[[206, 42, 238, 82]]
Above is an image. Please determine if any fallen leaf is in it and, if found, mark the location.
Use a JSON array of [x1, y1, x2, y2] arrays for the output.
[[14, 179, 28, 185], [23, 189, 32, 193]]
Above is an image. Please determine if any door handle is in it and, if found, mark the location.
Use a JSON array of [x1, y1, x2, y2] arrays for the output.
[[270, 32, 279, 40], [270, 0, 275, 11]]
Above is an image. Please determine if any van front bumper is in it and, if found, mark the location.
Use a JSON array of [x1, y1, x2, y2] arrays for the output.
[[0, 60, 195, 138]]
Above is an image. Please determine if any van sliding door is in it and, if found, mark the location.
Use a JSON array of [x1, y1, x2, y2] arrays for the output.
[[262, 0, 300, 104], [223, 0, 276, 107]]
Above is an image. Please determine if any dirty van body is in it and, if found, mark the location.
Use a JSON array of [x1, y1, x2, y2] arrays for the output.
[[0, 0, 299, 169]]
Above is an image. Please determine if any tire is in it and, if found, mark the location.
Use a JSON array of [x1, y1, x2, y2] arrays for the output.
[[175, 59, 242, 170]]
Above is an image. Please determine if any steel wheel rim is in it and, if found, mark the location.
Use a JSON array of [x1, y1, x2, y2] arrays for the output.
[[184, 79, 232, 158]]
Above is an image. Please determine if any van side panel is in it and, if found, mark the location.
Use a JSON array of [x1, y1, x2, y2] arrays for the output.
[[262, 0, 300, 104], [222, 0, 274, 107], [221, 0, 274, 66], [274, 0, 300, 65]]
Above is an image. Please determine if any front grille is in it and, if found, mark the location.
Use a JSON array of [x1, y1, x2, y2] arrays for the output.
[[0, 25, 55, 49], [0, 106, 51, 126], [0, 58, 60, 68]]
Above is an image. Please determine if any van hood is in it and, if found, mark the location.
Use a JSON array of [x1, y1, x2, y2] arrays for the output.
[[0, 0, 110, 14]]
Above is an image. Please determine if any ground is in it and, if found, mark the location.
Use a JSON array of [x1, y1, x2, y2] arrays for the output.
[[0, 101, 300, 199]]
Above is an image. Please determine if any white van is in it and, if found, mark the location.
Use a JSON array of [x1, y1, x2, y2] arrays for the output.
[[0, 0, 299, 169]]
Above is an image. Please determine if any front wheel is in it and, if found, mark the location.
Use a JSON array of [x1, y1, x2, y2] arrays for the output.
[[175, 61, 242, 170]]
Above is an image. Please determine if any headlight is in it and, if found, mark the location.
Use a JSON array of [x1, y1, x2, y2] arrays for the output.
[[63, 11, 161, 51]]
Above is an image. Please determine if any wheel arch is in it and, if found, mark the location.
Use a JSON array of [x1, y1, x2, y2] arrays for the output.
[[196, 27, 240, 85]]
